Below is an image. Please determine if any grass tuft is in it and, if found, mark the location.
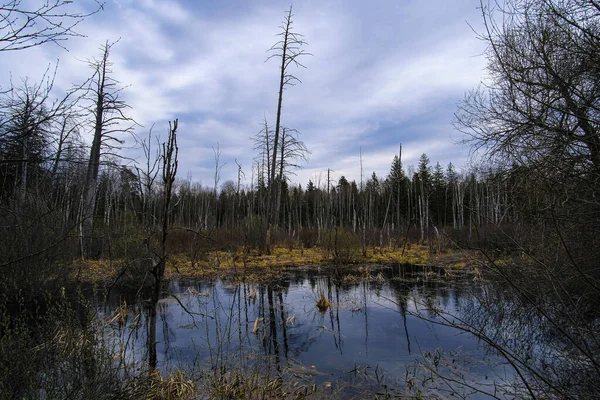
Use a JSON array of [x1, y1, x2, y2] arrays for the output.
[[316, 293, 330, 312]]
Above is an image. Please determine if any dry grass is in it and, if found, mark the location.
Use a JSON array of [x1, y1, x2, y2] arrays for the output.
[[122, 369, 196, 400], [73, 243, 478, 283], [205, 370, 318, 400], [72, 258, 120, 282], [316, 294, 330, 312]]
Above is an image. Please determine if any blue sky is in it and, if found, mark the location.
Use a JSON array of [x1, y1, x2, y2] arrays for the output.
[[1, 0, 488, 189]]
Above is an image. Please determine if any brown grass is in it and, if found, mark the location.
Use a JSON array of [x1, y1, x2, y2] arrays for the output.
[[316, 294, 330, 312], [73, 244, 477, 283]]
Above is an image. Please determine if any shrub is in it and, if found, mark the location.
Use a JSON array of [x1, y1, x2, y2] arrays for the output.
[[322, 228, 362, 264]]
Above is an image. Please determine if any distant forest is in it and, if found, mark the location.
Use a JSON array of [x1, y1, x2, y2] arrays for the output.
[[0, 42, 521, 260], [0, 69, 520, 257]]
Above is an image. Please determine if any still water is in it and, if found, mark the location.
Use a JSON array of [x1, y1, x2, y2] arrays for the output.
[[97, 266, 517, 397]]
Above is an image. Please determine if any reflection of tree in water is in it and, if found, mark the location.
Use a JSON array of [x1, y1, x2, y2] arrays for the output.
[[158, 300, 173, 370], [326, 275, 343, 355], [407, 277, 600, 398], [267, 285, 281, 372], [101, 268, 530, 397], [485, 282, 597, 396], [388, 279, 413, 355]]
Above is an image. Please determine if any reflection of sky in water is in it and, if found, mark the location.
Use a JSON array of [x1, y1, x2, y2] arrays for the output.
[[98, 269, 515, 393]]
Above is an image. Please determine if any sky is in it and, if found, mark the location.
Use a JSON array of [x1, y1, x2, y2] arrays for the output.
[[1, 0, 489, 190]]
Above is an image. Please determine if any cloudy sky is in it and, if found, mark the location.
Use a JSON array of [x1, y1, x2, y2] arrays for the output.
[[1, 0, 488, 189]]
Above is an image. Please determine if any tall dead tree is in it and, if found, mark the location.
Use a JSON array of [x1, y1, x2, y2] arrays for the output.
[[212, 142, 225, 195], [81, 40, 135, 258], [234, 158, 245, 227], [134, 125, 160, 252], [266, 4, 310, 229]]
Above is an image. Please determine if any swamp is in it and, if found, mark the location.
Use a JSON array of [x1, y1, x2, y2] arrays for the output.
[[2, 0, 600, 398], [96, 265, 524, 399], [4, 248, 596, 399]]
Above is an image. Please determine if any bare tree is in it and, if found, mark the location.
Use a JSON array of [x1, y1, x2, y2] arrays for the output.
[[456, 0, 600, 175], [272, 127, 309, 225], [266, 4, 311, 224], [81, 40, 136, 257], [0, 0, 104, 52], [252, 117, 272, 190], [451, 1, 600, 396], [233, 158, 245, 228], [212, 142, 225, 195], [276, 127, 309, 180], [134, 125, 160, 251], [49, 113, 83, 178], [148, 119, 178, 370]]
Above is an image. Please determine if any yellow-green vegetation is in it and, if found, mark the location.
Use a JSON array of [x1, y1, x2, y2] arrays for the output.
[[493, 258, 510, 266], [367, 245, 431, 265], [452, 261, 466, 269], [74, 242, 478, 283], [72, 258, 120, 282]]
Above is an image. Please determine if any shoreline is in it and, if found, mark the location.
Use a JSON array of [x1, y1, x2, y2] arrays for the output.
[[73, 244, 482, 284]]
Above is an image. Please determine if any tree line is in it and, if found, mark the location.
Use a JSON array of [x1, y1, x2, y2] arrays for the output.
[[0, 41, 549, 263], [90, 151, 523, 247], [0, 3, 520, 262]]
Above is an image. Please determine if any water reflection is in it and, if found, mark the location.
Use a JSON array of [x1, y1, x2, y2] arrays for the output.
[[97, 266, 514, 396]]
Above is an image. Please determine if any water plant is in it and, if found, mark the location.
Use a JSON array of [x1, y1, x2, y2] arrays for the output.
[[316, 293, 330, 312]]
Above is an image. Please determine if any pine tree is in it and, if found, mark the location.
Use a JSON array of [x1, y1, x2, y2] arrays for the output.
[[387, 154, 408, 231], [431, 162, 446, 226]]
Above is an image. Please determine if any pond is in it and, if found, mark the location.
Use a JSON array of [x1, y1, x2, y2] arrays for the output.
[[96, 266, 521, 398]]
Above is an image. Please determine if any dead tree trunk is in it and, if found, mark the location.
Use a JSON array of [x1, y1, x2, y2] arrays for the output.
[[265, 4, 310, 250], [81, 40, 135, 258], [149, 119, 179, 371]]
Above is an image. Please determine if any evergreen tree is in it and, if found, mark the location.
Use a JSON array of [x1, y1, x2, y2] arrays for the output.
[[431, 162, 446, 226], [417, 153, 431, 189], [388, 155, 405, 182], [387, 154, 409, 230]]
